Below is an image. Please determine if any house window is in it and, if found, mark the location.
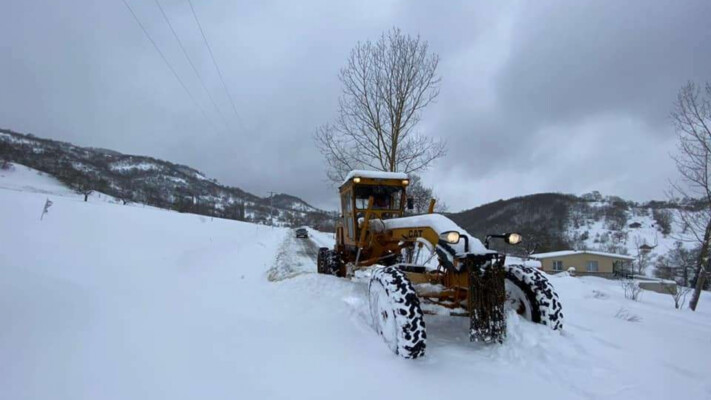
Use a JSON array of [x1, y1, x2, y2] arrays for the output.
[[552, 261, 563, 271], [587, 260, 599, 272]]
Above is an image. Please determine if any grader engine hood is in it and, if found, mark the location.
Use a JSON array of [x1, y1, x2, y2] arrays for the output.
[[369, 214, 492, 256]]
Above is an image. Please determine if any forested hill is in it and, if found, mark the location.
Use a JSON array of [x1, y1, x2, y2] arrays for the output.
[[448, 191, 704, 261], [0, 128, 334, 228]]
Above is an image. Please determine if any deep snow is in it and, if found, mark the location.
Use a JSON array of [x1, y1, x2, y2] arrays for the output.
[[1, 164, 710, 400]]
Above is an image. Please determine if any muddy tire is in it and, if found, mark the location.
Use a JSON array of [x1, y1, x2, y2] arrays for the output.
[[504, 264, 564, 330], [317, 248, 329, 274], [368, 266, 427, 358]]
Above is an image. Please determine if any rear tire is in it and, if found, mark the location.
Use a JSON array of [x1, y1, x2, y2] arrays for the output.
[[504, 264, 564, 330], [317, 249, 343, 276], [368, 266, 427, 358]]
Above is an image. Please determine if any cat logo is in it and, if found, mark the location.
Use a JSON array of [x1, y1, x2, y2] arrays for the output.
[[406, 229, 423, 238]]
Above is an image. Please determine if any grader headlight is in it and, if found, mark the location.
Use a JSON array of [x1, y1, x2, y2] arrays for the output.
[[353, 177, 361, 183], [402, 179, 409, 186], [505, 233, 523, 245], [440, 231, 461, 244]]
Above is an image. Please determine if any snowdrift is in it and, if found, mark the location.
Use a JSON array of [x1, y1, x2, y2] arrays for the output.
[[1, 164, 710, 400]]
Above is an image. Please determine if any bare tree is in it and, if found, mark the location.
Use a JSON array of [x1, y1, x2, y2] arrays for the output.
[[405, 174, 447, 215], [670, 81, 711, 311], [655, 241, 697, 286], [315, 28, 446, 183]]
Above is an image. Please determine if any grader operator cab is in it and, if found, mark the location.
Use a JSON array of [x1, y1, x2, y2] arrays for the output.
[[317, 170, 564, 358]]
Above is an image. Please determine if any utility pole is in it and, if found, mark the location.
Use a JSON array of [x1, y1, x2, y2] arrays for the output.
[[268, 191, 276, 227]]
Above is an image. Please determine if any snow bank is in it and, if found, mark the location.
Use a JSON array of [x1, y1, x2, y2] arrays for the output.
[[267, 231, 311, 281]]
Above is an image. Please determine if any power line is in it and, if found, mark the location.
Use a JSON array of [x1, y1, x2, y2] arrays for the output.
[[153, 0, 229, 129], [186, 0, 244, 128], [120, 0, 220, 133]]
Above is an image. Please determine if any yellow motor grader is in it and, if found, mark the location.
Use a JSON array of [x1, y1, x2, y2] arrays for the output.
[[317, 170, 563, 358]]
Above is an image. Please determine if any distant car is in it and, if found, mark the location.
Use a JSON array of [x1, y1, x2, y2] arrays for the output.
[[295, 228, 308, 238]]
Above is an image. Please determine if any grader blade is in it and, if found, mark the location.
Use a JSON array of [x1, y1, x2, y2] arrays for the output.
[[467, 255, 507, 343]]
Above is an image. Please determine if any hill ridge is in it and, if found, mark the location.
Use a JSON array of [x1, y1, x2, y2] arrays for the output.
[[0, 128, 334, 229]]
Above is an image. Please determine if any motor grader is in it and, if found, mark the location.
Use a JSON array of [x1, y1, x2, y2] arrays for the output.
[[317, 170, 563, 358]]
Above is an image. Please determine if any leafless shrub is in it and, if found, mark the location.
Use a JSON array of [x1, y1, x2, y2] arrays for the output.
[[621, 279, 643, 301], [615, 307, 642, 322], [662, 283, 692, 310]]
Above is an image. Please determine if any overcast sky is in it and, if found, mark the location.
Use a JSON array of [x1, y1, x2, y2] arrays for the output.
[[2, 0, 710, 211]]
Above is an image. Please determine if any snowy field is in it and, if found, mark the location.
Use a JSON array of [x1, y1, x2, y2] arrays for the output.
[[1, 164, 710, 400]]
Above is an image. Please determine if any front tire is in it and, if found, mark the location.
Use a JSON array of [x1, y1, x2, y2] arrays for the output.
[[504, 264, 564, 330], [368, 266, 427, 358]]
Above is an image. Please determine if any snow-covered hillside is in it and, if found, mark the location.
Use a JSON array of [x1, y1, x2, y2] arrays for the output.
[[1, 168, 710, 400], [567, 198, 699, 276], [0, 130, 334, 228], [0, 163, 123, 203], [451, 192, 703, 278]]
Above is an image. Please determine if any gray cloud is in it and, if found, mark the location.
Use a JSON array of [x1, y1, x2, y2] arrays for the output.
[[1, 0, 709, 211]]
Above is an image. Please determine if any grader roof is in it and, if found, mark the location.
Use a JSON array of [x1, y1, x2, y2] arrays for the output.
[[342, 170, 409, 185]]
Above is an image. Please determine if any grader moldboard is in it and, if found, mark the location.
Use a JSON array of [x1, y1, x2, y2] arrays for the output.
[[317, 170, 564, 358]]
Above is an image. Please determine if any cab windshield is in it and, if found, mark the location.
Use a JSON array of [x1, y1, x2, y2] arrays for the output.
[[354, 185, 403, 210]]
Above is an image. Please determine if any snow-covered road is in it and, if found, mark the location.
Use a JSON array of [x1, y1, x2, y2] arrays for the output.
[[2, 164, 710, 400], [294, 235, 320, 262]]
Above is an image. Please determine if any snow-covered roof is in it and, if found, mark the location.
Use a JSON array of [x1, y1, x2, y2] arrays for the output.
[[530, 250, 635, 261], [343, 170, 408, 185]]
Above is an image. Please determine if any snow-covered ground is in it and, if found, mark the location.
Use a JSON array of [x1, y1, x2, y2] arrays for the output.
[[2, 165, 710, 400], [0, 163, 124, 204]]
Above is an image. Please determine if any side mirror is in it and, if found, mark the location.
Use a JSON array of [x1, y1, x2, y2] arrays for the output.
[[407, 198, 414, 210]]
